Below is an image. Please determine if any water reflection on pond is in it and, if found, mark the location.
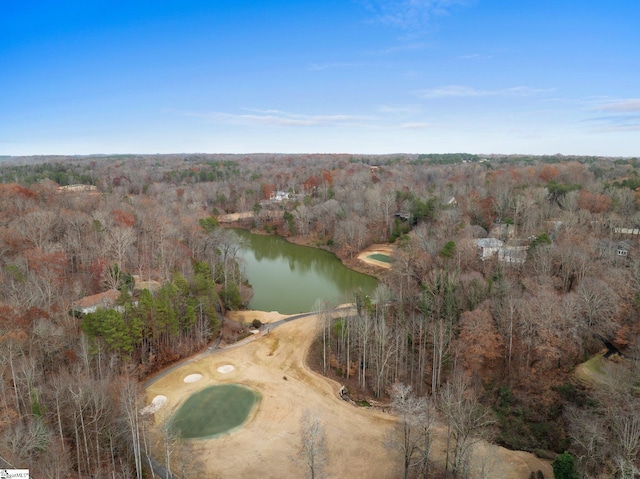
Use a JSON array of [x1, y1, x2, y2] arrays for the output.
[[233, 229, 378, 314]]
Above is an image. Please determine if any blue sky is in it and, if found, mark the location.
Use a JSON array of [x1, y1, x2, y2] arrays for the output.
[[1, 0, 638, 156]]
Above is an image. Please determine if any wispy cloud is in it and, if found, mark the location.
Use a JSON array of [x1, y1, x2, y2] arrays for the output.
[[587, 116, 640, 133], [377, 104, 423, 114], [417, 85, 554, 99], [307, 62, 365, 71], [418, 85, 481, 98], [367, 42, 432, 56], [458, 53, 493, 60], [596, 99, 640, 113], [399, 122, 432, 129], [599, 125, 640, 132], [586, 99, 640, 133], [361, 0, 472, 30], [183, 109, 375, 127]]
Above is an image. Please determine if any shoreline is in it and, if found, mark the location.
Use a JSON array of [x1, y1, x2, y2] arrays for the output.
[[220, 219, 392, 278]]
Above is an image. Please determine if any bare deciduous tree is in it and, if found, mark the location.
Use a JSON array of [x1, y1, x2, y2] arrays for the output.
[[388, 383, 434, 479], [313, 298, 331, 375], [298, 410, 327, 479], [439, 372, 495, 479], [105, 226, 136, 270]]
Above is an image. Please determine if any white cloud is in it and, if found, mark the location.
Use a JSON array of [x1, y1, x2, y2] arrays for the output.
[[377, 104, 422, 113], [585, 99, 640, 133], [586, 114, 640, 133], [597, 125, 640, 132], [361, 0, 471, 30], [417, 85, 554, 99], [458, 53, 492, 60], [182, 109, 375, 127], [367, 42, 432, 55], [418, 85, 483, 98], [596, 99, 640, 113], [506, 86, 555, 96], [307, 62, 364, 71], [399, 122, 432, 129]]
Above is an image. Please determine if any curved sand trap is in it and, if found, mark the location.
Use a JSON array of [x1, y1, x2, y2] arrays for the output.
[[184, 373, 203, 383], [140, 395, 167, 415], [217, 365, 235, 374]]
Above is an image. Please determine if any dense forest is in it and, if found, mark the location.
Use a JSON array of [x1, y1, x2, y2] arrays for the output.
[[1, 152, 639, 478]]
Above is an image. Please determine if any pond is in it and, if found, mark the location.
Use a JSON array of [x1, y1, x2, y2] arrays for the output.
[[233, 229, 378, 314]]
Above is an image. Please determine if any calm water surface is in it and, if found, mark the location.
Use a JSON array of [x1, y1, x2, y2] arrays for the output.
[[233, 229, 377, 314]]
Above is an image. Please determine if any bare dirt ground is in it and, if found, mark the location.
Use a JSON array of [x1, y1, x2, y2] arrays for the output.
[[217, 211, 254, 223], [357, 243, 394, 270], [145, 310, 552, 478]]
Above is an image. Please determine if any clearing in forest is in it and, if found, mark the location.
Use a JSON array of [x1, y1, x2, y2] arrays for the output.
[[170, 384, 260, 439], [368, 252, 391, 263], [145, 310, 552, 478], [358, 244, 394, 269]]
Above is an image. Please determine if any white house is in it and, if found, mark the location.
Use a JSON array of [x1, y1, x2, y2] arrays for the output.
[[613, 227, 640, 236], [475, 238, 504, 259], [72, 289, 120, 315], [498, 245, 528, 264], [444, 196, 458, 207], [598, 240, 632, 260], [270, 191, 290, 201]]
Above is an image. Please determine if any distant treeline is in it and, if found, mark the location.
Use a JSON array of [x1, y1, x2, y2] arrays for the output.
[[0, 161, 96, 185], [1, 152, 638, 185]]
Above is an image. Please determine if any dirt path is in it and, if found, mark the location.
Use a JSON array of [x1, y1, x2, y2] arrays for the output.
[[145, 310, 552, 478]]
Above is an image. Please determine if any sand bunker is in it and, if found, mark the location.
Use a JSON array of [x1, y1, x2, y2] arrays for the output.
[[184, 373, 203, 383], [140, 395, 167, 415], [146, 311, 552, 478], [217, 365, 235, 374]]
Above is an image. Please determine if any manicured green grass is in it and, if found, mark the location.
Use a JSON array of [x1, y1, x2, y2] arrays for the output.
[[368, 253, 391, 263], [171, 384, 260, 439]]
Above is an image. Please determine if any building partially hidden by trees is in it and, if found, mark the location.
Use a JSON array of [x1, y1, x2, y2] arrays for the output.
[[0, 152, 639, 477]]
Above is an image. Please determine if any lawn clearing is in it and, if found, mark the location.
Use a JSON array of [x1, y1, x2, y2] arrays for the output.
[[357, 244, 393, 269], [146, 310, 552, 478], [575, 353, 607, 385], [171, 384, 259, 439], [368, 253, 391, 263]]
